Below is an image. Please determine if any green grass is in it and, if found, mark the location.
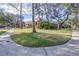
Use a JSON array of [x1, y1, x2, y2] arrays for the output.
[[0, 29, 7, 35], [11, 28, 72, 47]]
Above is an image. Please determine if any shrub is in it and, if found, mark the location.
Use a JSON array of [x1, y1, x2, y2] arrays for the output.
[[61, 21, 71, 28], [39, 21, 55, 29]]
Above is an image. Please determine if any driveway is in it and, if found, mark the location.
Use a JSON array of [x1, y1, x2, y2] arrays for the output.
[[0, 28, 79, 56]]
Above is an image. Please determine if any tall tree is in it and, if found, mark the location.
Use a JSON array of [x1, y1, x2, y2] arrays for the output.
[[70, 3, 79, 29], [32, 3, 36, 33], [34, 3, 71, 29], [50, 4, 69, 29], [19, 3, 22, 28], [8, 3, 24, 28]]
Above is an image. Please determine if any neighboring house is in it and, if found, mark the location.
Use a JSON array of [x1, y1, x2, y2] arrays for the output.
[[24, 18, 58, 28], [24, 21, 32, 28], [24, 18, 40, 28]]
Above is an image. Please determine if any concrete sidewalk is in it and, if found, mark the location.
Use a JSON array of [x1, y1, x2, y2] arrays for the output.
[[0, 28, 79, 56]]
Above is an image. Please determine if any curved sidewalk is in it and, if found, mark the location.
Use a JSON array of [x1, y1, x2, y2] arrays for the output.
[[0, 28, 79, 56]]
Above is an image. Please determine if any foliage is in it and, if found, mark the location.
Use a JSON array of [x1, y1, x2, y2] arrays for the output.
[[34, 3, 72, 29], [0, 9, 16, 27], [61, 20, 71, 28], [39, 21, 55, 29]]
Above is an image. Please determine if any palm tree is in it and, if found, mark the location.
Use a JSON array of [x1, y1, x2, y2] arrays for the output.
[[32, 3, 36, 33]]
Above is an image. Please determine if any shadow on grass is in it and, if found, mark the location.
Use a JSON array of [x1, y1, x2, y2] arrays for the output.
[[11, 32, 71, 47]]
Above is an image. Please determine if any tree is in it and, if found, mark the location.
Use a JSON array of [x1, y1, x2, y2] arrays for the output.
[[32, 3, 36, 33], [50, 4, 71, 29], [0, 8, 16, 26], [7, 3, 24, 28], [34, 3, 71, 29], [69, 3, 79, 29], [19, 3, 23, 28], [34, 3, 45, 21]]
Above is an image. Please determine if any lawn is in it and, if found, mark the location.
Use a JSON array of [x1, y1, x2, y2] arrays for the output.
[[11, 28, 72, 47], [0, 29, 7, 35]]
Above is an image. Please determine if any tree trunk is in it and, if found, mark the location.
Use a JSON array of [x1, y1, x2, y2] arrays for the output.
[[32, 3, 36, 33], [75, 11, 78, 30], [57, 21, 60, 29], [61, 14, 69, 26], [38, 13, 41, 21], [56, 19, 60, 29], [19, 3, 22, 28], [46, 14, 49, 22]]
